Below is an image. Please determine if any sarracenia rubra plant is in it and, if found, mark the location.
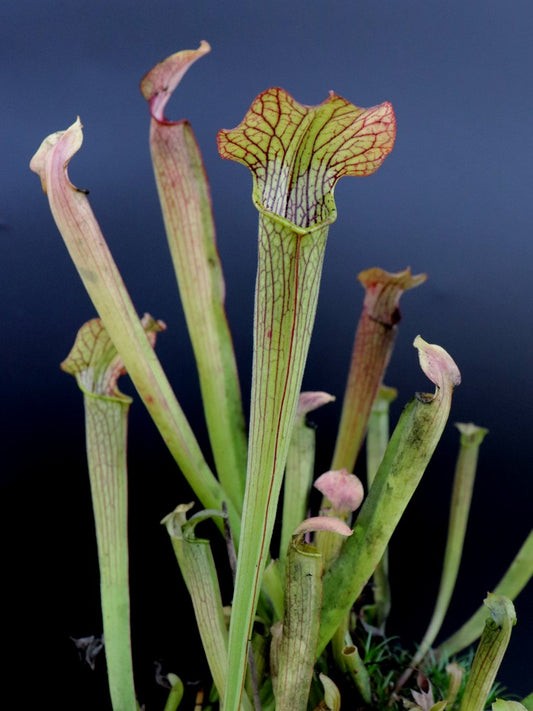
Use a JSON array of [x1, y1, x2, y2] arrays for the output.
[[31, 43, 532, 711]]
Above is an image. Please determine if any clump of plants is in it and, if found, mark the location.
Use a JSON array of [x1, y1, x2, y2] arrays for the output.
[[31, 43, 532, 711]]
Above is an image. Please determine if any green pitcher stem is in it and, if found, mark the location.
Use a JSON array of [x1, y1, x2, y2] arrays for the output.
[[224, 215, 328, 711], [365, 385, 397, 629], [154, 117, 248, 515], [437, 529, 533, 658], [280, 409, 316, 565], [280, 392, 334, 566], [61, 318, 142, 711], [217, 84, 395, 711], [459, 595, 516, 711], [30, 121, 237, 535], [142, 44, 248, 516], [163, 505, 253, 711], [412, 423, 488, 671], [84, 392, 137, 711], [274, 537, 323, 711], [318, 337, 460, 654], [162, 675, 184, 711]]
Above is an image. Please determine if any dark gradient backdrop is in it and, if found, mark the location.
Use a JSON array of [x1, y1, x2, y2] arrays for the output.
[[2, 1, 532, 707]]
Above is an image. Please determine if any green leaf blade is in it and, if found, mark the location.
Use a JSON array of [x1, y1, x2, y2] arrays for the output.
[[412, 423, 488, 670], [141, 44, 248, 515], [318, 337, 461, 654], [30, 121, 236, 528], [62, 318, 141, 711]]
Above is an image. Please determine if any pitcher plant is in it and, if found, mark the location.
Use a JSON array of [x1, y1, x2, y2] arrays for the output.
[[31, 43, 532, 711]]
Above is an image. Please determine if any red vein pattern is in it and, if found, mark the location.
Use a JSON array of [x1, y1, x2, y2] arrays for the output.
[[61, 315, 165, 398], [218, 87, 396, 229]]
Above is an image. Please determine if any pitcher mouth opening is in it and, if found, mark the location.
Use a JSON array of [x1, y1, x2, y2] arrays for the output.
[[218, 87, 396, 236], [252, 190, 338, 236]]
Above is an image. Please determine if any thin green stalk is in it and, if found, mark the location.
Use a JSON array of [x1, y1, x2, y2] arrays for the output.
[[218, 87, 396, 711], [62, 318, 142, 711], [365, 384, 397, 629], [341, 643, 372, 703], [227, 213, 329, 711], [280, 391, 334, 565], [30, 124, 238, 536], [141, 44, 248, 514], [437, 529, 533, 658], [85, 395, 135, 711], [163, 675, 184, 711], [331, 617, 372, 703], [366, 385, 397, 485], [411, 423, 488, 670], [318, 337, 461, 654]]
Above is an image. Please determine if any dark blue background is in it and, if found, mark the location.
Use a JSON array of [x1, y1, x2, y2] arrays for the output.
[[2, 1, 532, 706]]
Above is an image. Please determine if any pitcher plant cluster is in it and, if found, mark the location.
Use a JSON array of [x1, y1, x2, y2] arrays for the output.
[[31, 43, 533, 711]]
